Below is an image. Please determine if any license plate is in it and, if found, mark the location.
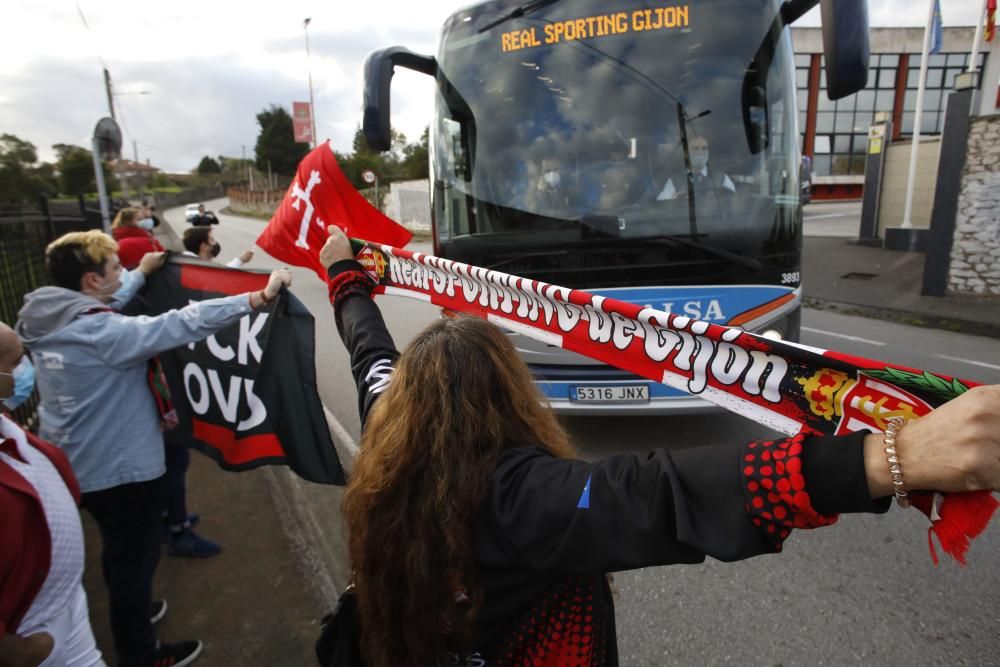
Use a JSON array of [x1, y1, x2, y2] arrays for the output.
[[571, 385, 650, 403]]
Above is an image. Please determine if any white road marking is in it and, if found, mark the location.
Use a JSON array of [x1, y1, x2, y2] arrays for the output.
[[933, 354, 1000, 372], [801, 326, 887, 346], [323, 405, 359, 463]]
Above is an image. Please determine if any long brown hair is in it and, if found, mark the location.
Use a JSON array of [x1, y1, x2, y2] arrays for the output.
[[342, 315, 576, 666]]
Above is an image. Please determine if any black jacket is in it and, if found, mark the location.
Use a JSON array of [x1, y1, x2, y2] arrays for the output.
[[190, 212, 219, 226], [329, 259, 889, 666]]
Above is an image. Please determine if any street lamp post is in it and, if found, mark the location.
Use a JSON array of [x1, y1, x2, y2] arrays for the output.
[[304, 18, 318, 148]]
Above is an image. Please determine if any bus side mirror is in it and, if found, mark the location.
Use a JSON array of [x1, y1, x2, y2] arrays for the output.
[[363, 47, 437, 152], [820, 0, 870, 99]]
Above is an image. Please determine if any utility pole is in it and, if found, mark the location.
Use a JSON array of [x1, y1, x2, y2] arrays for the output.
[[242, 145, 250, 190], [133, 140, 142, 196], [267, 160, 273, 191], [103, 68, 116, 120]]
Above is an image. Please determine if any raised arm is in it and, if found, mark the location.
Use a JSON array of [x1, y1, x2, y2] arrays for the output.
[[479, 386, 1000, 574], [95, 268, 292, 369], [321, 227, 399, 426]]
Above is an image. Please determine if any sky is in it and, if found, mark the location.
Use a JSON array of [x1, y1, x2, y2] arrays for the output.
[[0, 0, 989, 173]]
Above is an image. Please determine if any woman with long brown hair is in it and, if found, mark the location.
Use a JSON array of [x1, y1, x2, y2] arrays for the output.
[[320, 227, 1000, 666]]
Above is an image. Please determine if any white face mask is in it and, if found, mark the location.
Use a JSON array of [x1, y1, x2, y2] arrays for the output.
[[542, 171, 561, 188], [138, 217, 155, 231], [690, 150, 709, 172]]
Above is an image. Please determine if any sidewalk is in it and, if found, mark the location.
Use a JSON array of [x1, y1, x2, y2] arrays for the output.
[[802, 236, 1000, 339]]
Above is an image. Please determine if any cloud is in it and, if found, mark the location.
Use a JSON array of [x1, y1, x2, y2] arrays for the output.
[[0, 0, 989, 175]]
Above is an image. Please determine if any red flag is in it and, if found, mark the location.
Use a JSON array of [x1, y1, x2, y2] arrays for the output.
[[256, 141, 413, 280], [292, 102, 313, 144], [987, 0, 996, 42]]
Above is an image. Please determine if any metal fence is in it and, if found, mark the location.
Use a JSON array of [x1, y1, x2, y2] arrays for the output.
[[0, 196, 99, 428]]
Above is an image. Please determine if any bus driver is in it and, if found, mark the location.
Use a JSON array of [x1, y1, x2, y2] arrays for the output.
[[656, 135, 735, 200]]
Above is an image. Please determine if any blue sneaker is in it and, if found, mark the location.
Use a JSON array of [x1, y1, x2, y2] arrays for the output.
[[167, 529, 221, 558], [162, 514, 201, 543]]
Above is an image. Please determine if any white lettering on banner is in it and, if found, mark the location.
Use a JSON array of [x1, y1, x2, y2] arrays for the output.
[[238, 313, 269, 364], [636, 308, 681, 362], [741, 351, 788, 403], [189, 311, 269, 365], [585, 297, 613, 343], [380, 249, 790, 404], [208, 369, 241, 423], [237, 379, 266, 430], [184, 363, 210, 414], [182, 362, 267, 432], [292, 170, 325, 249]]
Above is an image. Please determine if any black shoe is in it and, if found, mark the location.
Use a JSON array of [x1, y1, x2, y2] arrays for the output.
[[150, 599, 167, 625], [149, 640, 202, 667]]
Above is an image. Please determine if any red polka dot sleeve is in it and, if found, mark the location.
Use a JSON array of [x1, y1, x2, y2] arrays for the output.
[[741, 432, 839, 551]]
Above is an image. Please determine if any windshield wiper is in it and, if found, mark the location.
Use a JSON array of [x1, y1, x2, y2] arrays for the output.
[[651, 235, 763, 271], [478, 0, 560, 33]]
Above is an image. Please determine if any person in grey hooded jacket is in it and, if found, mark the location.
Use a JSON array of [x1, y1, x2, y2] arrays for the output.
[[16, 230, 291, 667]]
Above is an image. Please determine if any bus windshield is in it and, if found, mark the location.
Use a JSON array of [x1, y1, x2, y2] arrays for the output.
[[432, 0, 801, 274]]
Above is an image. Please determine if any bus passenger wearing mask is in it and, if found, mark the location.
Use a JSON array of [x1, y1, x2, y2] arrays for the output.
[[656, 135, 735, 201]]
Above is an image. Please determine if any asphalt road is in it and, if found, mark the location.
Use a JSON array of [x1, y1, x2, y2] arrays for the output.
[[166, 200, 1000, 666], [803, 200, 863, 238]]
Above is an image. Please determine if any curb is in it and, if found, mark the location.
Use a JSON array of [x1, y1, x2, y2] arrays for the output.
[[802, 296, 1000, 340]]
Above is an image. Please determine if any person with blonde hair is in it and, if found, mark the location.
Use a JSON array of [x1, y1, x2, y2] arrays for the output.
[[16, 230, 292, 667], [111, 207, 165, 270], [318, 226, 1000, 666]]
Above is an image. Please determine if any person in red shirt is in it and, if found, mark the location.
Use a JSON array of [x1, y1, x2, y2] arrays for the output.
[[111, 207, 165, 271], [0, 321, 104, 667]]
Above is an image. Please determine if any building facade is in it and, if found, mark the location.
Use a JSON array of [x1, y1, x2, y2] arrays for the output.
[[791, 27, 998, 199]]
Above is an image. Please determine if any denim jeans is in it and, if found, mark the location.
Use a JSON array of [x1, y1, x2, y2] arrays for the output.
[[81, 476, 164, 666]]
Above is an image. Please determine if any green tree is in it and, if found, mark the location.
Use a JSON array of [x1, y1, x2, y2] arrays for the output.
[[196, 155, 222, 174], [0, 134, 58, 202], [254, 105, 309, 177], [401, 126, 429, 180], [54, 143, 110, 197]]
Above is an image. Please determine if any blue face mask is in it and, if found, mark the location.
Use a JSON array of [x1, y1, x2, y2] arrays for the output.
[[138, 217, 155, 231], [111, 267, 134, 303], [2, 356, 36, 410]]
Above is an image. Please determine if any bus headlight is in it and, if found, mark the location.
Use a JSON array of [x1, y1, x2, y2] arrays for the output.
[[760, 328, 784, 341]]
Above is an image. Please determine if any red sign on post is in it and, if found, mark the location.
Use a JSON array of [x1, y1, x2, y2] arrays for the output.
[[292, 102, 313, 144]]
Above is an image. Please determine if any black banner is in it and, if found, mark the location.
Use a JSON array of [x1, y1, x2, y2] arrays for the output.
[[144, 255, 345, 485]]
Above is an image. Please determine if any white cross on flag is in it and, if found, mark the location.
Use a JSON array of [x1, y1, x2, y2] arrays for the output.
[[256, 141, 412, 280]]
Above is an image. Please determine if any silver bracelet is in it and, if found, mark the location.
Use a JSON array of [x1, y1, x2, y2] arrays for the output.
[[883, 416, 911, 508]]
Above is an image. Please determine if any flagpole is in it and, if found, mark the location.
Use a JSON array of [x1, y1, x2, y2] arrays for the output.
[[902, 0, 938, 229], [968, 0, 988, 74]]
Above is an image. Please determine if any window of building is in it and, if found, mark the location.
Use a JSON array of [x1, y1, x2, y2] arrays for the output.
[[900, 52, 988, 136], [811, 55, 888, 176]]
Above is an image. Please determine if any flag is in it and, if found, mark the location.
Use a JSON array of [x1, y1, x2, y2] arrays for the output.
[[930, 0, 943, 54], [348, 238, 998, 563], [987, 0, 996, 42], [144, 255, 346, 485], [256, 141, 413, 281], [292, 101, 313, 144]]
